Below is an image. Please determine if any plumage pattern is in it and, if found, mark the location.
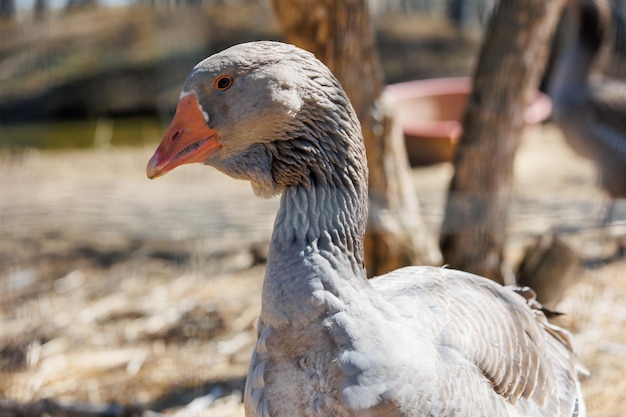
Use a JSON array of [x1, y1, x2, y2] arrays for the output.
[[550, 0, 626, 198], [148, 41, 585, 416]]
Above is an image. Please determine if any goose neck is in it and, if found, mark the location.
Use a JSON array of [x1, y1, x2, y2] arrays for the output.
[[260, 156, 369, 327], [577, 1, 606, 54], [277, 180, 366, 250]]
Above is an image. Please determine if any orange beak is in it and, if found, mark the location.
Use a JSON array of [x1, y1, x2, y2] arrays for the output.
[[147, 94, 221, 179]]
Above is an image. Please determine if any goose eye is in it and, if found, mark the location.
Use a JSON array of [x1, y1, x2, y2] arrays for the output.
[[215, 75, 233, 91]]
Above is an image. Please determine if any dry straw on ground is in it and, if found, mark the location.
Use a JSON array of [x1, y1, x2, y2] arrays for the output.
[[0, 124, 624, 416]]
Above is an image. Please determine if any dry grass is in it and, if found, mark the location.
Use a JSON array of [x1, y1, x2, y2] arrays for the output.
[[0, 124, 624, 416]]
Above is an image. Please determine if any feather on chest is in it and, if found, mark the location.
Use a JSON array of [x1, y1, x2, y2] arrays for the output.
[[244, 320, 351, 417]]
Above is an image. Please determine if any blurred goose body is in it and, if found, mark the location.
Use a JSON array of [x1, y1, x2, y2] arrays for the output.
[[550, 0, 626, 199]]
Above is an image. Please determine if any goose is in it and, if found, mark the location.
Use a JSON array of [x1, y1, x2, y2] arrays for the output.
[[550, 0, 626, 203], [147, 41, 586, 417]]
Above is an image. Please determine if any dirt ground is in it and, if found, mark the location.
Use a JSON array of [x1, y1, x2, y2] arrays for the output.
[[0, 123, 624, 416]]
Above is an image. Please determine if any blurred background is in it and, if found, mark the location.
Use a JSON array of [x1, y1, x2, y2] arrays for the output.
[[0, 0, 624, 416]]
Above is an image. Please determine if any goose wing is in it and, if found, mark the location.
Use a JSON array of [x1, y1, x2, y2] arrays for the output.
[[364, 266, 583, 416]]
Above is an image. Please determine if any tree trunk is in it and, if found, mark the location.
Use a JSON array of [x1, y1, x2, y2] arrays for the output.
[[271, 0, 442, 276], [439, 0, 565, 283]]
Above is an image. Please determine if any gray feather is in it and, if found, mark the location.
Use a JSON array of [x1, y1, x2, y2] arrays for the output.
[[169, 41, 585, 417]]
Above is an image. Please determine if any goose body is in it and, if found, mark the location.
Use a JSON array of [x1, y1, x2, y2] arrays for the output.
[[550, 0, 626, 199], [147, 41, 585, 417]]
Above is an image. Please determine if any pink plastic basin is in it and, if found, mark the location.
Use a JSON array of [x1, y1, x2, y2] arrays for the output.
[[383, 77, 552, 166]]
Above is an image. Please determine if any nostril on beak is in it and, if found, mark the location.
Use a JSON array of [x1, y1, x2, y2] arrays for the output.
[[171, 130, 182, 143]]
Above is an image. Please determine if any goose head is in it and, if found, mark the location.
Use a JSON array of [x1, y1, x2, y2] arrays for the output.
[[147, 41, 365, 199]]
